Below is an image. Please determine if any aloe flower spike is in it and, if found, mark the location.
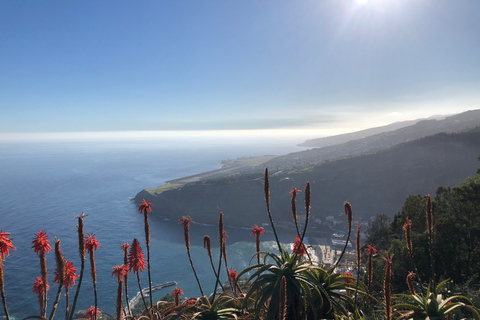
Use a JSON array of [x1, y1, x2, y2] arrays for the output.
[[334, 202, 353, 266], [138, 199, 153, 308], [0, 231, 15, 320], [179, 216, 205, 296], [128, 238, 148, 311], [69, 213, 87, 320], [86, 234, 100, 320], [49, 238, 65, 320], [264, 168, 282, 252], [32, 230, 51, 317]]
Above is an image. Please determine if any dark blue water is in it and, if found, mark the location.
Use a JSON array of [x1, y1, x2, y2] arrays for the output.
[[0, 136, 305, 319]]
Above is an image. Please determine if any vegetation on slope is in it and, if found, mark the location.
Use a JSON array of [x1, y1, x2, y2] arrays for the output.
[[136, 129, 480, 226], [366, 161, 480, 298]]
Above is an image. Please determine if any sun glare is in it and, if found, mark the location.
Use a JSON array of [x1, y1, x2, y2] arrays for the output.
[[355, 0, 369, 6]]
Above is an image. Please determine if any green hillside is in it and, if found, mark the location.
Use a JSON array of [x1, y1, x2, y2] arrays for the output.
[[135, 129, 480, 227]]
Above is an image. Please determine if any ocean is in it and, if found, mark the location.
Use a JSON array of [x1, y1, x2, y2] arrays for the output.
[[0, 135, 308, 319]]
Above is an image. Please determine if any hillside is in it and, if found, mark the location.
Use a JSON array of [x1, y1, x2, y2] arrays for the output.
[[138, 109, 480, 189], [298, 119, 419, 148], [267, 109, 480, 170], [135, 128, 480, 227]]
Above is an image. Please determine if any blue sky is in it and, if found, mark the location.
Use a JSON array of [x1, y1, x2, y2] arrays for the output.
[[1, 0, 480, 138]]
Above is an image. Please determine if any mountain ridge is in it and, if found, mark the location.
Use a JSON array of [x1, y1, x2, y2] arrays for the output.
[[267, 109, 480, 170]]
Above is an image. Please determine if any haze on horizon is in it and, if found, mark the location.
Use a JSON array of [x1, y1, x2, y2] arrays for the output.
[[1, 0, 479, 140]]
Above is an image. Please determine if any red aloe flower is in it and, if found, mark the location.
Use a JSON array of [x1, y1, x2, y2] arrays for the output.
[[365, 245, 377, 285], [251, 225, 265, 237], [112, 265, 127, 320], [342, 272, 354, 284], [0, 231, 15, 260], [32, 230, 51, 317], [365, 245, 377, 255], [111, 265, 128, 282], [171, 287, 183, 306], [292, 235, 306, 258], [63, 260, 79, 289], [228, 267, 243, 294], [228, 268, 237, 282], [138, 199, 153, 307], [138, 200, 152, 247], [32, 277, 43, 295], [289, 187, 302, 196], [128, 238, 147, 274], [32, 231, 51, 255], [86, 306, 101, 320], [138, 199, 152, 214], [251, 225, 264, 264], [85, 234, 100, 320], [85, 234, 100, 253], [33, 276, 50, 295], [32, 276, 50, 315], [129, 239, 148, 311]]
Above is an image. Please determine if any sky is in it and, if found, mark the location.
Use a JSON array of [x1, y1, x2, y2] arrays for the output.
[[1, 0, 480, 140]]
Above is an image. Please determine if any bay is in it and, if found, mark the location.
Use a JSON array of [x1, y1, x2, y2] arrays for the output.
[[0, 135, 307, 319]]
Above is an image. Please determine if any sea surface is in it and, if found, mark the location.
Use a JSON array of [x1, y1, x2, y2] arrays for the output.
[[0, 135, 308, 319]]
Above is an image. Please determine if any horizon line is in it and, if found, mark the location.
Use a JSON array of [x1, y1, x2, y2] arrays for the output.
[[0, 128, 344, 142]]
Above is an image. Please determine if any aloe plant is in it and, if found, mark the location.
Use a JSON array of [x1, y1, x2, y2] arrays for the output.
[[392, 279, 480, 320], [308, 266, 364, 319], [237, 247, 357, 320], [192, 293, 240, 320]]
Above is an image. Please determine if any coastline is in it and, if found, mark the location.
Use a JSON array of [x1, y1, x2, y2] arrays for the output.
[[165, 155, 276, 185]]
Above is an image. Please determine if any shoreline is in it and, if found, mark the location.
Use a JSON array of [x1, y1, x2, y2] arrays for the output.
[[164, 155, 277, 185]]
